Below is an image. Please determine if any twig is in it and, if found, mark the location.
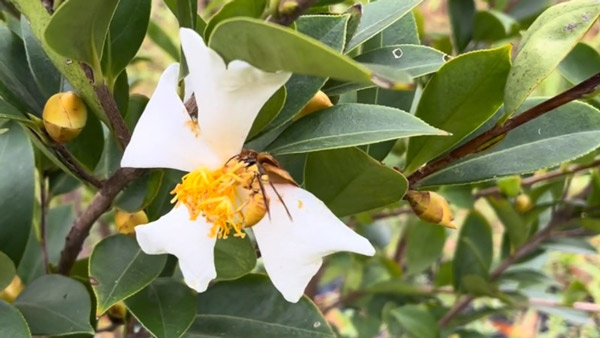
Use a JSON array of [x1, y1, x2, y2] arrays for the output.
[[94, 84, 131, 149], [529, 299, 600, 313], [39, 174, 50, 274], [268, 0, 317, 26], [57, 168, 144, 274], [54, 143, 103, 188], [408, 71, 600, 187]]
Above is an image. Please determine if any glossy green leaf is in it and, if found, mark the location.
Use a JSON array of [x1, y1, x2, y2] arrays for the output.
[[389, 305, 438, 338], [346, 0, 423, 52], [148, 20, 180, 60], [248, 87, 286, 139], [0, 122, 34, 265], [90, 235, 167, 315], [268, 103, 446, 155], [0, 300, 31, 338], [405, 45, 512, 173], [146, 170, 185, 221], [405, 221, 446, 275], [205, 0, 266, 38], [126, 278, 196, 338], [453, 211, 493, 291], [473, 9, 519, 42], [65, 111, 104, 171], [214, 236, 257, 281], [209, 18, 375, 84], [0, 251, 16, 290], [503, 0, 600, 117], [102, 0, 151, 82], [185, 274, 334, 338], [420, 99, 600, 186], [116, 170, 164, 212], [305, 147, 408, 216], [20, 18, 62, 100], [363, 11, 420, 52], [325, 45, 446, 95], [449, 0, 475, 52], [559, 43, 600, 85], [44, 0, 119, 72], [0, 23, 45, 115], [14, 275, 93, 335]]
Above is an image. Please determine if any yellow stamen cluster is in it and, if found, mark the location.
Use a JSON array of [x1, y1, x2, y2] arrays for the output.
[[170, 160, 254, 239]]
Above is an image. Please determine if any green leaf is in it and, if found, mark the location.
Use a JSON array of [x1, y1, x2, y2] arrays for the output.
[[0, 300, 31, 338], [205, 0, 266, 38], [146, 170, 185, 221], [214, 236, 257, 281], [89, 235, 167, 315], [20, 18, 62, 100], [405, 220, 446, 275], [389, 305, 439, 338], [473, 9, 519, 42], [209, 18, 377, 85], [449, 0, 475, 52], [488, 197, 528, 249], [248, 86, 286, 139], [0, 23, 45, 115], [14, 275, 93, 336], [503, 0, 600, 118], [346, 0, 423, 52], [405, 45, 512, 173], [148, 20, 180, 60], [453, 211, 493, 291], [420, 99, 600, 186], [65, 111, 104, 171], [508, 0, 551, 22], [0, 122, 34, 265], [267, 103, 446, 155], [325, 45, 446, 95], [102, 0, 151, 82], [0, 251, 16, 290], [559, 43, 600, 85], [362, 11, 420, 52], [125, 278, 196, 338], [44, 0, 120, 74], [116, 170, 164, 212], [541, 237, 597, 255], [185, 274, 334, 338], [304, 147, 408, 216]]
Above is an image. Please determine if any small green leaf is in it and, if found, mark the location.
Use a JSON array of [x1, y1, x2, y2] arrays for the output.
[[185, 274, 334, 338], [90, 235, 167, 315], [346, 0, 423, 52], [473, 9, 519, 42], [0, 251, 16, 290], [248, 86, 286, 139], [44, 0, 120, 74], [305, 147, 408, 216], [388, 305, 439, 338], [116, 170, 164, 212], [453, 211, 493, 291], [268, 103, 446, 155], [449, 0, 475, 52], [559, 42, 600, 85], [204, 0, 266, 38], [503, 0, 600, 117], [420, 99, 600, 186], [14, 275, 93, 336], [102, 0, 151, 82], [214, 236, 257, 281], [209, 18, 376, 84], [0, 122, 34, 265], [488, 197, 528, 249], [405, 221, 446, 275], [126, 278, 196, 338], [405, 45, 512, 173], [0, 300, 31, 338]]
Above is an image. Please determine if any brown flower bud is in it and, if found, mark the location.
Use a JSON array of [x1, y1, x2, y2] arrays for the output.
[[405, 190, 456, 229]]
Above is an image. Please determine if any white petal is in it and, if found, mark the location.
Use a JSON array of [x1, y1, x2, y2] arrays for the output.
[[135, 205, 217, 292], [180, 28, 291, 162], [121, 63, 223, 172], [252, 184, 375, 302]]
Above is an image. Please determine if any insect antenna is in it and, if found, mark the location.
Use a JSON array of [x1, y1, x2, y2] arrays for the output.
[[268, 180, 293, 221]]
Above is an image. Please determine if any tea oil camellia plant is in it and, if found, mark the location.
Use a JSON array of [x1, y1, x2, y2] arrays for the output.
[[3, 0, 600, 337]]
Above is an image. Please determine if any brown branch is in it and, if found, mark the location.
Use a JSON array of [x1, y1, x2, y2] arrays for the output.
[[54, 143, 103, 188], [94, 84, 131, 149], [408, 71, 600, 187], [39, 174, 50, 274], [57, 167, 144, 275], [269, 0, 317, 26]]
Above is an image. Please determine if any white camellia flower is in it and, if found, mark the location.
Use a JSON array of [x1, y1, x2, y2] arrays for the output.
[[121, 28, 375, 303]]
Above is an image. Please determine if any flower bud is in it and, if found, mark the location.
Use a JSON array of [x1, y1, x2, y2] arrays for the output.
[[405, 190, 456, 229], [107, 301, 127, 320], [115, 210, 148, 235], [43, 91, 88, 143], [295, 90, 333, 120], [514, 194, 533, 213], [0, 275, 24, 303]]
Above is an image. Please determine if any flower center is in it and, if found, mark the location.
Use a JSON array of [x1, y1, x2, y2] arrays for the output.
[[170, 159, 255, 239]]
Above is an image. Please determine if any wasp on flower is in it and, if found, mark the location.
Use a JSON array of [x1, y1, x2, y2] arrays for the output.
[[121, 28, 375, 303]]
